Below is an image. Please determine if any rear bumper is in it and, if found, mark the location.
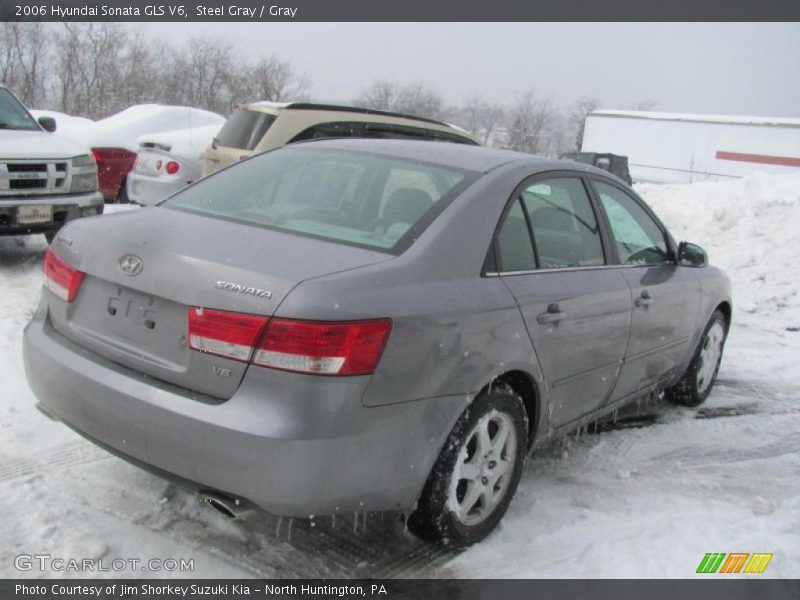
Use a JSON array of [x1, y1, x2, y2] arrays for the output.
[[0, 192, 104, 235], [23, 300, 463, 516], [127, 172, 184, 206]]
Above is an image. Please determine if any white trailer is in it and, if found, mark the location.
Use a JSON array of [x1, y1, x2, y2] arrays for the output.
[[581, 110, 800, 183]]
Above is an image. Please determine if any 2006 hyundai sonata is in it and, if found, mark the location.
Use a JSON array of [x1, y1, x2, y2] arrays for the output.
[[24, 139, 731, 545]]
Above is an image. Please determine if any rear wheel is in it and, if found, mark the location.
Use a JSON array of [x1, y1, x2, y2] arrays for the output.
[[666, 310, 727, 407], [408, 385, 528, 546]]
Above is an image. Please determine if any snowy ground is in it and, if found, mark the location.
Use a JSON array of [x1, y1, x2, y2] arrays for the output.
[[1, 173, 798, 579]]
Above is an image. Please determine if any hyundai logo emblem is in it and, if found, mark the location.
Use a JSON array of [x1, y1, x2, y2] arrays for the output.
[[118, 254, 143, 276]]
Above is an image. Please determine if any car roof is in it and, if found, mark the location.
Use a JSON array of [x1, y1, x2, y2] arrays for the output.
[[247, 101, 452, 127], [294, 138, 624, 180]]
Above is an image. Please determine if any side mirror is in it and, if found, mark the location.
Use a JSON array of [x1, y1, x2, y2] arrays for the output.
[[677, 241, 707, 267], [38, 116, 56, 132]]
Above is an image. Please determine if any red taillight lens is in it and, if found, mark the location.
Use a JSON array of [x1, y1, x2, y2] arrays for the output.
[[253, 318, 392, 376], [188, 307, 268, 362], [43, 248, 84, 302], [165, 161, 180, 175]]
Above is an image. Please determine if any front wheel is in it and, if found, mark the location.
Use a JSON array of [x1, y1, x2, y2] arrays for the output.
[[408, 385, 528, 546], [666, 310, 727, 407]]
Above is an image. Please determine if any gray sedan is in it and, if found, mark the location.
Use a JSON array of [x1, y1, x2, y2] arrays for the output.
[[23, 139, 731, 546]]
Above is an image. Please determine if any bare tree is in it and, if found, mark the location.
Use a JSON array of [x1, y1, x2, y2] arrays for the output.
[[459, 95, 505, 145], [163, 36, 239, 114], [504, 91, 556, 155], [0, 22, 50, 106], [53, 23, 135, 118], [629, 99, 659, 111], [238, 55, 311, 104], [109, 26, 171, 108], [353, 80, 396, 111], [354, 80, 445, 120], [569, 95, 601, 151], [393, 82, 444, 120]]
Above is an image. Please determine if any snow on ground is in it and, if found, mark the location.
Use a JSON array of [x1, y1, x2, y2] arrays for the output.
[[1, 174, 798, 579]]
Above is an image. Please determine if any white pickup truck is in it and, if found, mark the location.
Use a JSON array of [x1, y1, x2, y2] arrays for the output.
[[0, 86, 103, 242]]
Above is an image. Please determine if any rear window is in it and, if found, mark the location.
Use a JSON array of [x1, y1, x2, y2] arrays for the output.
[[164, 146, 475, 253], [215, 109, 276, 151], [362, 123, 476, 145]]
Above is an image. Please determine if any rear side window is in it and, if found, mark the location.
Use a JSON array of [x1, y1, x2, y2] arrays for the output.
[[165, 146, 474, 253], [521, 178, 605, 269], [496, 200, 536, 272], [362, 123, 475, 145], [215, 110, 276, 151]]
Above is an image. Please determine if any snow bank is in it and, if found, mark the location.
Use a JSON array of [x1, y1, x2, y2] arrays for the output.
[[136, 124, 222, 161], [637, 172, 800, 331], [88, 105, 224, 152], [31, 105, 225, 153]]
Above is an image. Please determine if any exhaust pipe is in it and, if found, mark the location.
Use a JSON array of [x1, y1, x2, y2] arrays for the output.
[[199, 491, 249, 520]]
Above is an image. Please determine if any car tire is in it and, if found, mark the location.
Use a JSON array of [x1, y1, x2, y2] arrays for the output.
[[666, 310, 727, 407], [408, 384, 528, 546], [116, 179, 130, 204]]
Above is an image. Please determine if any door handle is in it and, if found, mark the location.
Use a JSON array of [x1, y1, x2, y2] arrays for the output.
[[635, 290, 653, 308], [537, 303, 566, 324]]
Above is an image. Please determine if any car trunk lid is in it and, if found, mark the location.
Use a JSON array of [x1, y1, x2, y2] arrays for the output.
[[47, 207, 392, 399]]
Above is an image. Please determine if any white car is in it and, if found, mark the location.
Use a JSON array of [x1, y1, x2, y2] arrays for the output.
[[127, 124, 222, 206]]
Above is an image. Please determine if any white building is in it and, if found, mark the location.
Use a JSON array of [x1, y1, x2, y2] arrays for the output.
[[581, 110, 800, 183]]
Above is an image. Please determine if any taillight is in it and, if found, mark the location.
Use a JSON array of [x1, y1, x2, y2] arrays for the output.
[[165, 161, 180, 175], [188, 307, 268, 362], [43, 248, 84, 302], [187, 309, 391, 376], [253, 318, 392, 376]]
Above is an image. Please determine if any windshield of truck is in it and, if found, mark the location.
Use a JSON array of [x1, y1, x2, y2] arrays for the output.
[[0, 89, 41, 131]]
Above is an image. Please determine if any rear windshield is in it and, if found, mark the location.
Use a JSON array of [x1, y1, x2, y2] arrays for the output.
[[215, 109, 276, 150], [164, 146, 475, 253]]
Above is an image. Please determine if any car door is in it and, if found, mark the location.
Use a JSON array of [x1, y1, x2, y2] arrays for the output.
[[493, 173, 632, 428], [589, 178, 700, 402]]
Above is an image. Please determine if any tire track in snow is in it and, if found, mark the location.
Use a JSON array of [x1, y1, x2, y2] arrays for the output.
[[0, 441, 109, 483]]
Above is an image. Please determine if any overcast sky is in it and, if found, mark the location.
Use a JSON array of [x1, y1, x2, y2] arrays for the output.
[[148, 22, 800, 118]]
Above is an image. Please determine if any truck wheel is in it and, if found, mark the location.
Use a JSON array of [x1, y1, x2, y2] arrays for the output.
[[666, 310, 727, 407], [408, 384, 528, 546]]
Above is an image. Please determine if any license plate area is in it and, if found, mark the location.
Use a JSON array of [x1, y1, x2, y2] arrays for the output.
[[106, 286, 160, 334], [84, 281, 186, 360], [17, 204, 53, 225]]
